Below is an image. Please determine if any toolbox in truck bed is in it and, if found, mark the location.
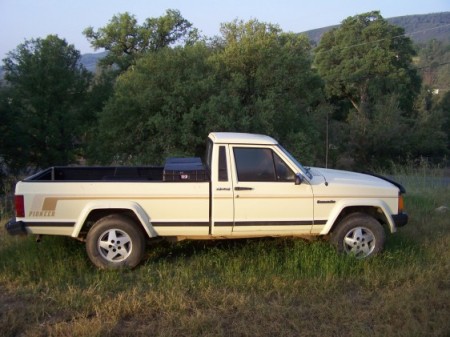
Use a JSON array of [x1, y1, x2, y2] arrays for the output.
[[163, 157, 209, 182]]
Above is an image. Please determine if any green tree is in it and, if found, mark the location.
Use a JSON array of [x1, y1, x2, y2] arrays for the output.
[[413, 41, 450, 160], [345, 94, 412, 166], [409, 87, 449, 161], [1, 35, 92, 170], [83, 9, 199, 72], [88, 20, 324, 165], [437, 91, 450, 151], [417, 39, 450, 90], [315, 11, 421, 115], [206, 19, 323, 162], [314, 11, 429, 168], [89, 43, 214, 164], [0, 86, 21, 173]]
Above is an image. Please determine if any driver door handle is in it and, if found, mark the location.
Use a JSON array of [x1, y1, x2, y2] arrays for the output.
[[234, 187, 253, 191]]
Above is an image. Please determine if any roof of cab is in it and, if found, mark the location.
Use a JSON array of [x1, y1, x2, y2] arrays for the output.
[[208, 132, 278, 145]]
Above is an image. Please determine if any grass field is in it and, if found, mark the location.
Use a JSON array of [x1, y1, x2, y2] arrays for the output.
[[0, 172, 449, 337]]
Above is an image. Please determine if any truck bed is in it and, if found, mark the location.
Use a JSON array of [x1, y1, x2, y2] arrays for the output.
[[26, 166, 165, 181], [26, 157, 209, 182]]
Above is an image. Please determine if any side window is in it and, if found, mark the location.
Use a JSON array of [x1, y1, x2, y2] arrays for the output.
[[234, 148, 276, 182], [273, 152, 295, 181], [218, 146, 228, 181]]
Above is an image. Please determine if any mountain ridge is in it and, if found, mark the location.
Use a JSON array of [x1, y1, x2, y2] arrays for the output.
[[304, 12, 450, 45]]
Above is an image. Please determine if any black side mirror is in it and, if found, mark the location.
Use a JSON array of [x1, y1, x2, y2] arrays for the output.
[[295, 174, 303, 185]]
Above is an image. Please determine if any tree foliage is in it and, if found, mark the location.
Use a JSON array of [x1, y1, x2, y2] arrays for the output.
[[89, 44, 213, 164], [315, 11, 421, 114], [312, 11, 448, 168], [417, 39, 450, 90], [208, 20, 324, 161], [83, 9, 199, 72], [90, 20, 324, 165], [1, 35, 92, 171]]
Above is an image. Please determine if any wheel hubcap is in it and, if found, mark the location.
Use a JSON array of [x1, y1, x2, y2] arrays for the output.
[[97, 229, 132, 262], [343, 227, 375, 258]]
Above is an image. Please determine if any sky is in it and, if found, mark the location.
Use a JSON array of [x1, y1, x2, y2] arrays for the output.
[[1, 0, 449, 59]]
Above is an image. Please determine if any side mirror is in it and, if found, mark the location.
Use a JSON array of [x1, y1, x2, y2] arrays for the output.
[[295, 174, 303, 185]]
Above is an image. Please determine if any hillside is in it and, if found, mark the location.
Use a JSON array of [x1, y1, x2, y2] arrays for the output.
[[80, 51, 108, 73], [304, 12, 450, 45]]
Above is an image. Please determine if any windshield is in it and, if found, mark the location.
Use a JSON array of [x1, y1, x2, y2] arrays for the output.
[[277, 145, 313, 180]]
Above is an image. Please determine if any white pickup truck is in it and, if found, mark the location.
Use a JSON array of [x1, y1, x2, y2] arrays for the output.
[[6, 132, 407, 269]]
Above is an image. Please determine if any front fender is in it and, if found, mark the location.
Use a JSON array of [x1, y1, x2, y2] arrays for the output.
[[319, 199, 397, 235], [71, 200, 158, 238]]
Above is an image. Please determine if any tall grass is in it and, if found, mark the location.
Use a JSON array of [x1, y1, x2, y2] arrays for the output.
[[0, 168, 449, 336]]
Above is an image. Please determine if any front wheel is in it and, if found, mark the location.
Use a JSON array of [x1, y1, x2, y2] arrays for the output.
[[86, 215, 146, 269], [331, 213, 385, 258]]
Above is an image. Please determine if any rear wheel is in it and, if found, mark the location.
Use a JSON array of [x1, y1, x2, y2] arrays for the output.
[[86, 215, 146, 269], [331, 213, 385, 258]]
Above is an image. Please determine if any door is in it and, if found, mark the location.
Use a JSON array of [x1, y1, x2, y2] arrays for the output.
[[231, 146, 314, 235]]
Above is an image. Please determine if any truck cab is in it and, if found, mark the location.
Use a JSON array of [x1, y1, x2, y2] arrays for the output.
[[207, 132, 315, 237]]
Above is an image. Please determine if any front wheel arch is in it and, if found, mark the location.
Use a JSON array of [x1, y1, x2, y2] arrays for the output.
[[330, 212, 386, 258]]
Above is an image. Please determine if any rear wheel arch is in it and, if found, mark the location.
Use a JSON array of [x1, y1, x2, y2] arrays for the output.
[[78, 209, 146, 239], [73, 203, 157, 240]]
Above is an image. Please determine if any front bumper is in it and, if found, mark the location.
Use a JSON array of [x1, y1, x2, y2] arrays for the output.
[[5, 218, 28, 235], [392, 212, 408, 228]]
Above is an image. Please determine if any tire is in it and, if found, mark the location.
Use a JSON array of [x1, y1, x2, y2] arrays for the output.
[[331, 213, 385, 259], [86, 215, 146, 269]]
